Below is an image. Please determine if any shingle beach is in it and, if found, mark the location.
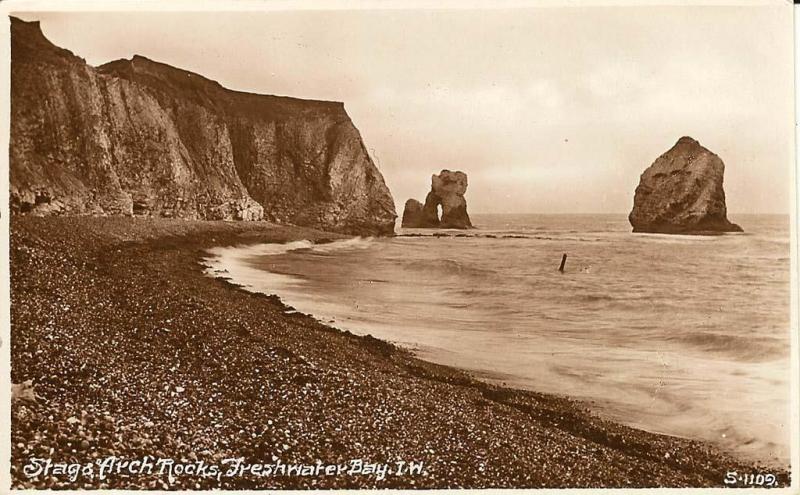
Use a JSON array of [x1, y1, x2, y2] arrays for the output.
[[9, 217, 790, 489]]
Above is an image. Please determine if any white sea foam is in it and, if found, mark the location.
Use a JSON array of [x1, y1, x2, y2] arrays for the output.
[[204, 213, 791, 468]]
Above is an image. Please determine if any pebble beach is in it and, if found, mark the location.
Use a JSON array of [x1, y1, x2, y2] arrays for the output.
[[9, 216, 791, 489]]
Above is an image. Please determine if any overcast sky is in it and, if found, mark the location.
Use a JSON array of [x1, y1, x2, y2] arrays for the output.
[[14, 5, 794, 214]]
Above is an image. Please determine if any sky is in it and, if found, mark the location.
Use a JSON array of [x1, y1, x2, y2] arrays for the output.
[[13, 5, 794, 214]]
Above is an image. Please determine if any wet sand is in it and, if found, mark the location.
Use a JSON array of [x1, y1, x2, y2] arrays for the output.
[[9, 216, 790, 489]]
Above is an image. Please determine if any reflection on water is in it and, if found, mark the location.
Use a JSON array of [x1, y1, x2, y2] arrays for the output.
[[204, 214, 791, 467]]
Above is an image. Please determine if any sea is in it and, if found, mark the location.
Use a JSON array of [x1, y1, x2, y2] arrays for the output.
[[203, 214, 792, 467]]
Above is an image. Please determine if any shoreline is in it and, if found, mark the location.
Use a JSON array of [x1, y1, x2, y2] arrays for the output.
[[9, 216, 791, 489], [202, 233, 790, 470]]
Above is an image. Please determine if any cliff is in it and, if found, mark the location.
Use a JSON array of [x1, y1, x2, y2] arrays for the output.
[[629, 137, 742, 234], [9, 17, 396, 235]]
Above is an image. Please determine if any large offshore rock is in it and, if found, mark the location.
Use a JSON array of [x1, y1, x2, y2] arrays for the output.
[[10, 17, 396, 236], [629, 137, 742, 234], [401, 199, 424, 228], [402, 170, 472, 229], [426, 170, 472, 229]]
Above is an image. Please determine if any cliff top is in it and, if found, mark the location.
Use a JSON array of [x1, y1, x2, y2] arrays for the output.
[[11, 16, 81, 64], [11, 16, 347, 118]]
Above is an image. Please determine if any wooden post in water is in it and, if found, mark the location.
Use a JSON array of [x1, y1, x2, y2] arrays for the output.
[[558, 253, 567, 272]]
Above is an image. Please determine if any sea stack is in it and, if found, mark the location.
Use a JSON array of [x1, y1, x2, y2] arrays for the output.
[[629, 137, 742, 234], [402, 170, 472, 229], [401, 199, 425, 228]]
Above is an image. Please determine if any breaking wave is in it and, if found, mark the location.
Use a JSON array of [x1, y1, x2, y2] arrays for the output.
[[203, 213, 791, 467]]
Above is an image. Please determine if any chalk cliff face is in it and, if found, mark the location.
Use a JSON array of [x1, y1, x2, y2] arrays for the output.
[[401, 170, 472, 229], [629, 137, 742, 234], [10, 17, 396, 235]]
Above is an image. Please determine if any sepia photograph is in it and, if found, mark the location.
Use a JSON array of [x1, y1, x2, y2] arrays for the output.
[[1, 0, 797, 491]]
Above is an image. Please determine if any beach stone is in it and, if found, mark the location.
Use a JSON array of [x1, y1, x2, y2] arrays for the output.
[[11, 380, 38, 404], [629, 137, 742, 234], [402, 170, 472, 229]]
